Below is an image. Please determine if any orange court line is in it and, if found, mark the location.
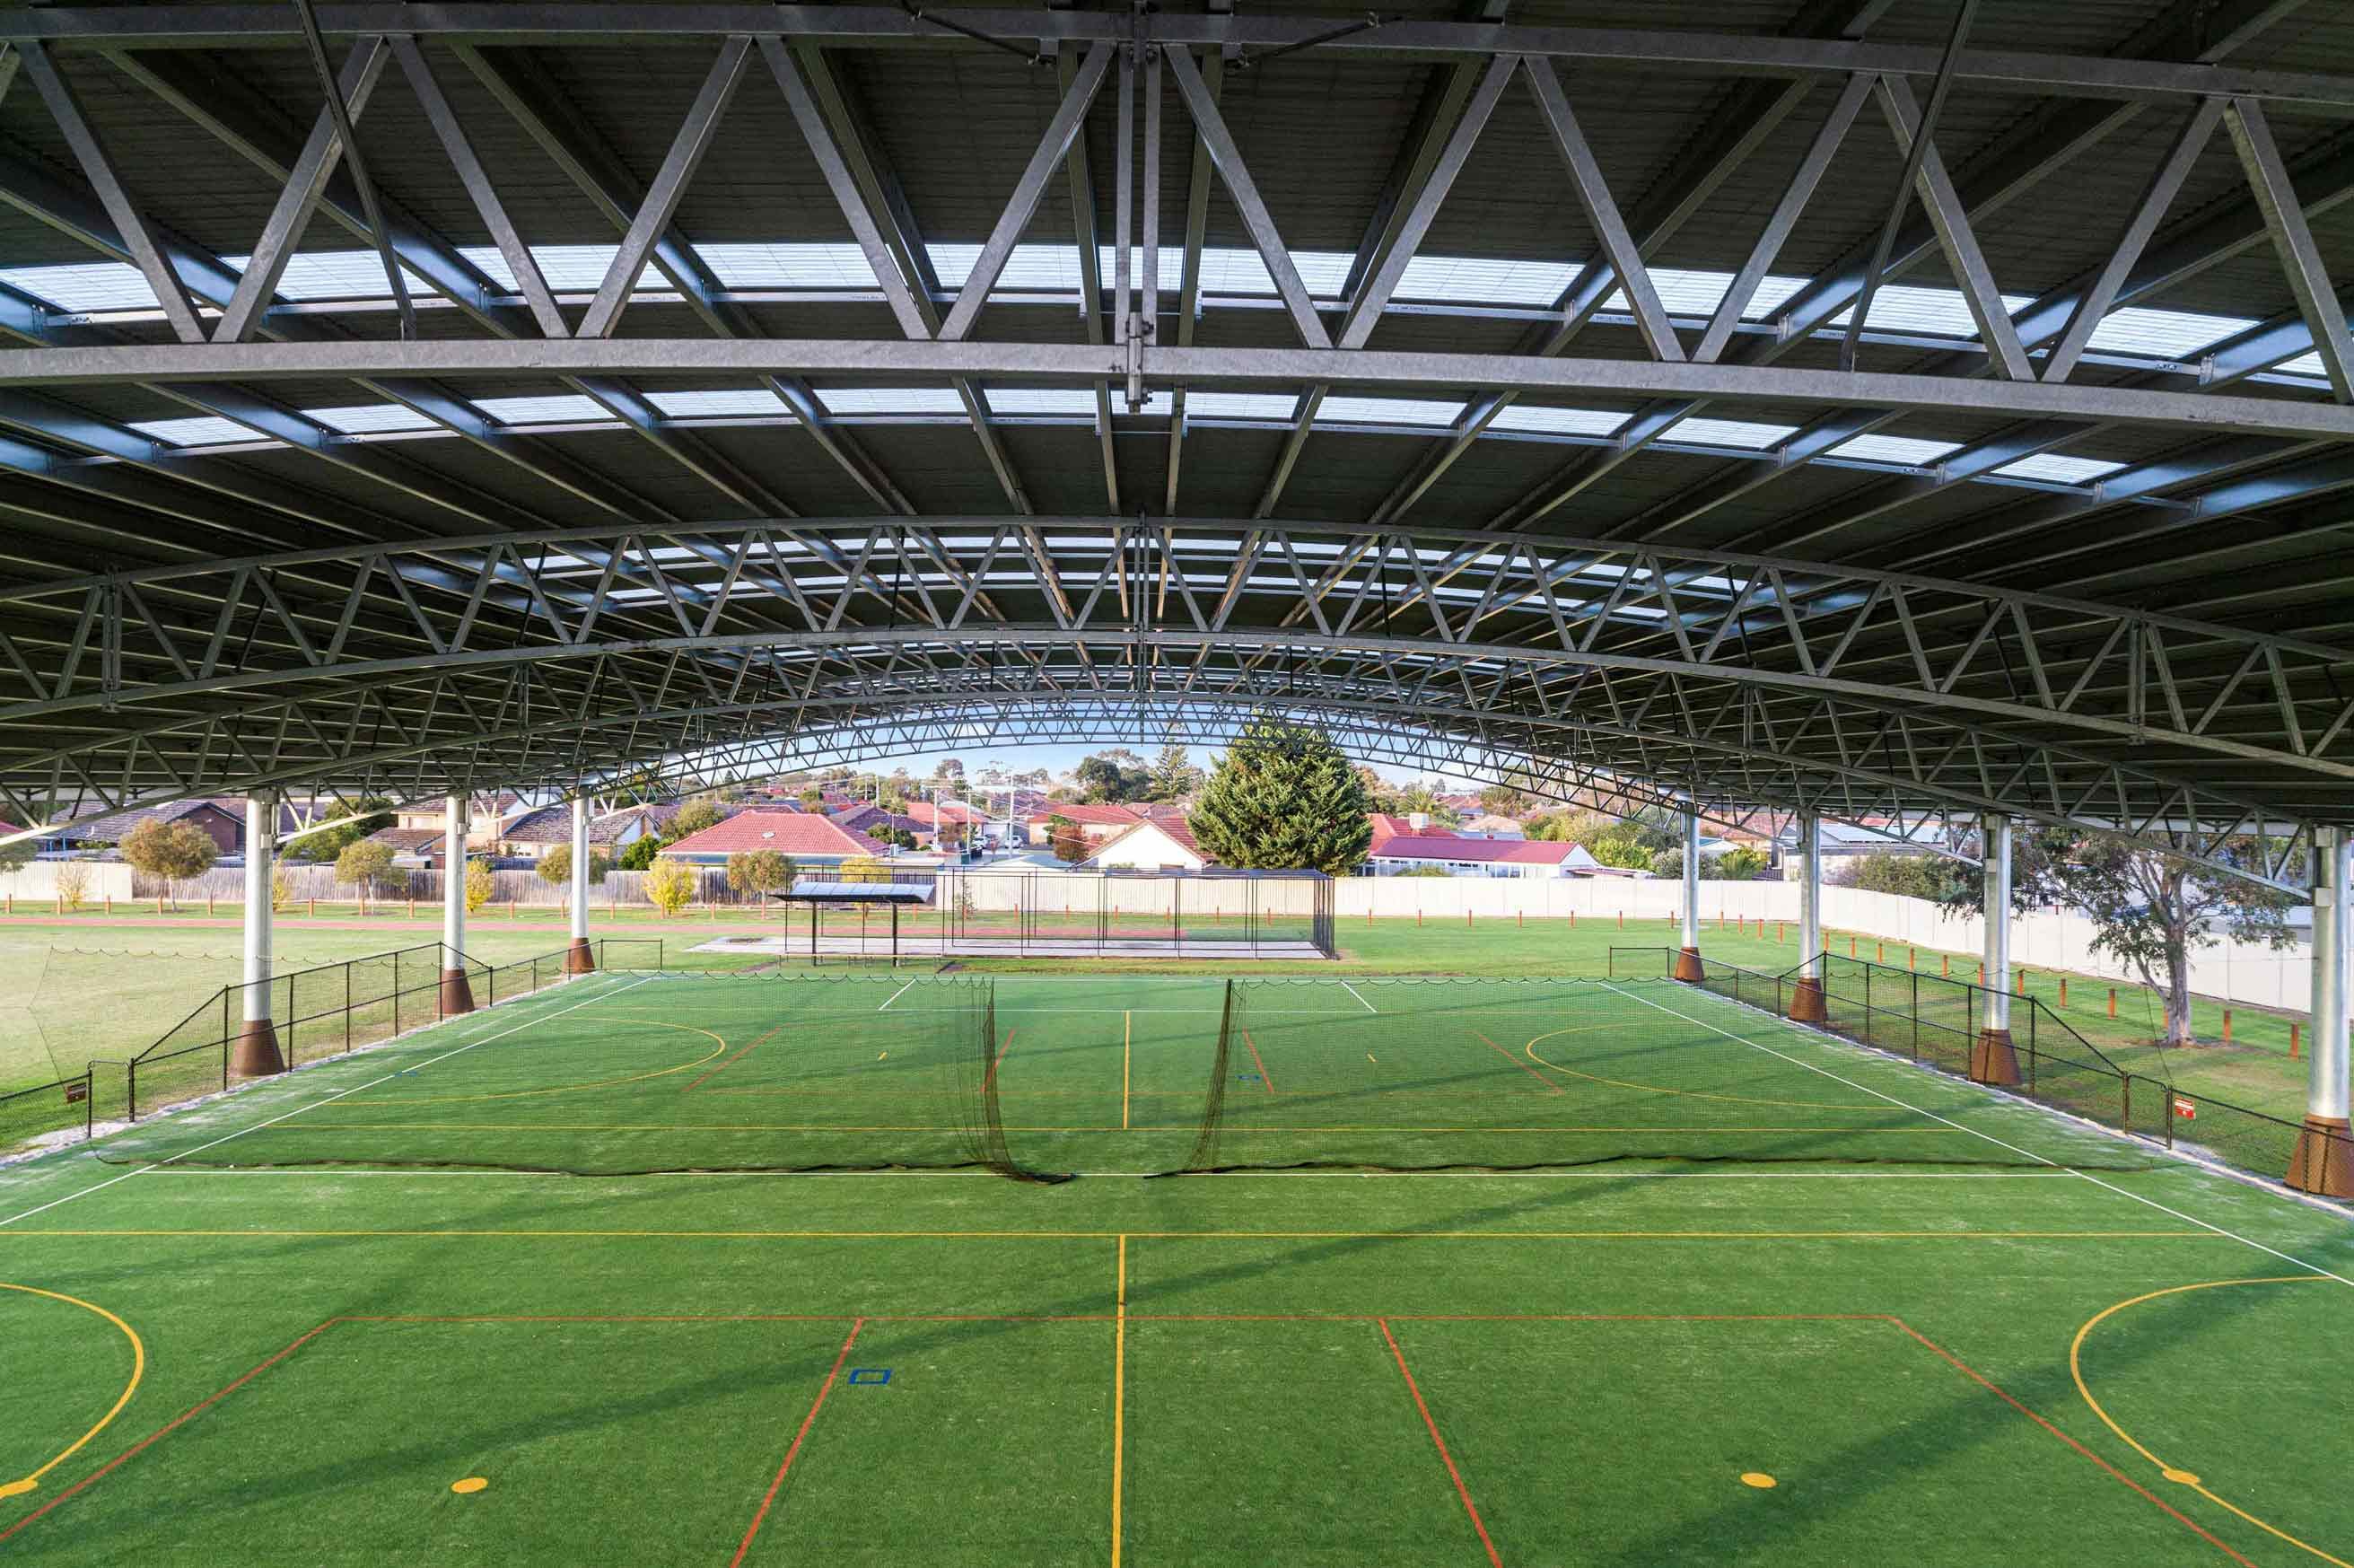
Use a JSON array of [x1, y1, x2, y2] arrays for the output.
[[729, 1318, 862, 1568], [683, 1022, 787, 1093], [981, 1027, 1016, 1094], [1474, 1029, 1566, 1095], [1379, 1318, 1501, 1568], [1240, 1029, 1277, 1094]]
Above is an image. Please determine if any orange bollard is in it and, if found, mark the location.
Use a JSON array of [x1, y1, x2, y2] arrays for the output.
[[1777, 921, 1784, 942], [207, 893, 214, 915], [2222, 1009, 2232, 1043], [1417, 910, 1423, 927], [1908, 947, 1916, 970], [1875, 941, 1885, 963], [2291, 1023, 2301, 1058], [1941, 955, 1950, 977], [1977, 962, 1985, 983], [1518, 910, 1523, 928], [1849, 935, 1857, 958], [2059, 978, 2068, 1008], [1466, 910, 1473, 928], [1617, 911, 1623, 928], [307, 898, 314, 918], [1570, 911, 1576, 928]]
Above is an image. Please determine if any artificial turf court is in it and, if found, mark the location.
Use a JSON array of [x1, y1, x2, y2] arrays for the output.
[[3, 971, 2351, 1565]]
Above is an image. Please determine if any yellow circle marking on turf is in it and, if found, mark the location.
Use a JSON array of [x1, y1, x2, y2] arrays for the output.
[[0, 1282, 145, 1498], [350, 1021, 730, 1103], [1740, 1472, 1777, 1489], [2071, 1276, 2347, 1568], [451, 1476, 488, 1494], [1523, 1027, 1883, 1109]]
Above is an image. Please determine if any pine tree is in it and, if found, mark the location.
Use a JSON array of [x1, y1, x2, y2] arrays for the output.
[[1188, 717, 1373, 873]]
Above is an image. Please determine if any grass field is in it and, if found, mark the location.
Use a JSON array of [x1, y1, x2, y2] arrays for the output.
[[1, 912, 2316, 1126], [3, 969, 2350, 1565]]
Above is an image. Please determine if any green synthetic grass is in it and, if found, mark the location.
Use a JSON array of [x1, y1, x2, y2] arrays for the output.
[[3, 972, 2351, 1565]]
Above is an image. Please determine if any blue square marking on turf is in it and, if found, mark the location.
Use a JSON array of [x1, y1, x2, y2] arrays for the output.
[[847, 1368, 891, 1386], [1235, 1073, 1262, 1082]]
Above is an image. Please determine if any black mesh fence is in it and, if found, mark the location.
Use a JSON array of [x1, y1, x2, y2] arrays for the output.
[[597, 937, 666, 970], [0, 1070, 92, 1156]]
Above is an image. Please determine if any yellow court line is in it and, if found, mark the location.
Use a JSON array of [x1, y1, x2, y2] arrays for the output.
[[2070, 1276, 2347, 1568], [1122, 1012, 1131, 1132], [5, 1227, 2212, 1242], [340, 1021, 730, 1104], [0, 1282, 144, 1499], [1112, 1234, 1127, 1568], [1524, 1027, 1886, 1110]]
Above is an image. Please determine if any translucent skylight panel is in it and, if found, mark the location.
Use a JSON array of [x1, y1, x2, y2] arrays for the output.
[[649, 389, 790, 418], [927, 244, 1081, 292], [1827, 434, 1961, 466], [1314, 396, 1465, 428], [1184, 248, 1353, 297], [1181, 391, 1302, 420], [473, 394, 609, 425], [0, 261, 158, 311], [306, 403, 437, 434], [696, 243, 880, 289], [2274, 350, 2326, 379], [2083, 305, 2251, 359], [1662, 416, 1796, 451], [1392, 255, 1577, 305], [131, 416, 262, 447], [223, 250, 433, 301], [1826, 284, 2034, 337], [1486, 406, 1627, 436], [819, 387, 969, 416], [1594, 270, 1809, 320], [1994, 453, 2123, 485], [983, 388, 1099, 416]]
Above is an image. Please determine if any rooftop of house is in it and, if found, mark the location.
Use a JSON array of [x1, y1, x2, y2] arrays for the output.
[[1028, 802, 1143, 828], [659, 810, 878, 860]]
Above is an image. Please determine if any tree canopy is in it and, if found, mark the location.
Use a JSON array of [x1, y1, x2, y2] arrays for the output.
[[1074, 749, 1153, 803], [1188, 718, 1373, 874], [118, 816, 218, 907]]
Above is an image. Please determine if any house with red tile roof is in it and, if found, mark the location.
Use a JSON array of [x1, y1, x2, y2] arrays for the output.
[[1365, 812, 1456, 855], [1364, 836, 1601, 880], [655, 810, 887, 869]]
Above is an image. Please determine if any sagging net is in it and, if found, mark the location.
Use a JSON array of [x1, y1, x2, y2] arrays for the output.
[[103, 973, 1067, 1182]]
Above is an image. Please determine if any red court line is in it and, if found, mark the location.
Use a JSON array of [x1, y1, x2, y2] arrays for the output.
[[683, 1023, 786, 1092], [1378, 1318, 1502, 1568], [1887, 1319, 2255, 1565], [1240, 1030, 1277, 1094], [981, 1027, 1016, 1094], [729, 1318, 862, 1568], [1473, 1030, 1566, 1094], [0, 1319, 336, 1545]]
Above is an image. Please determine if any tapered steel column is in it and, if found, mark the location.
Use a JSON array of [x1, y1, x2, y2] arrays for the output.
[[232, 791, 286, 1074], [2288, 826, 2351, 1196], [1672, 807, 1703, 981], [1789, 810, 1827, 1023], [439, 794, 475, 1014], [565, 794, 597, 974], [1970, 811, 2020, 1085]]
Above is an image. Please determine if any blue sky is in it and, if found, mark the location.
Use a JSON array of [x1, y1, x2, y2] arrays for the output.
[[851, 741, 1473, 790]]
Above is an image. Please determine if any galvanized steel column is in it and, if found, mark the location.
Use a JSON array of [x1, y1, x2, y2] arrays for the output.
[[232, 791, 285, 1074], [2288, 825, 2351, 1196]]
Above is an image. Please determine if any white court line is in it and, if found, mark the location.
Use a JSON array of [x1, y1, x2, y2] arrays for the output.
[[1599, 980, 2354, 1289], [124, 1167, 2089, 1180], [0, 973, 650, 1229], [1340, 980, 1378, 1014], [875, 977, 916, 1012]]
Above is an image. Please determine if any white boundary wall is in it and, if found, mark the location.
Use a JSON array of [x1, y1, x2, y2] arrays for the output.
[[0, 859, 135, 902]]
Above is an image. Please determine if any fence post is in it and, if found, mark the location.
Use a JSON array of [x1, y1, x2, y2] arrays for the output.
[[345, 962, 353, 1056], [2059, 977, 2068, 1009], [2221, 1008, 2232, 1043], [2291, 1022, 2301, 1058], [2109, 987, 2117, 1018], [1910, 972, 1920, 1058]]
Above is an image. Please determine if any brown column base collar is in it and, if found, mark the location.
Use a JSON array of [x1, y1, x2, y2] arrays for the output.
[[1788, 977, 1827, 1023], [440, 968, 477, 1016], [564, 938, 597, 975], [230, 1018, 285, 1077], [1970, 1027, 2021, 1087], [1671, 946, 1703, 982], [2286, 1115, 2354, 1198]]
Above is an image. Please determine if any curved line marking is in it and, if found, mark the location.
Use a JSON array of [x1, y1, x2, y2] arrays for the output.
[[346, 1021, 729, 1104], [0, 1283, 144, 1496], [1523, 1026, 1885, 1109], [2071, 1276, 2347, 1567]]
